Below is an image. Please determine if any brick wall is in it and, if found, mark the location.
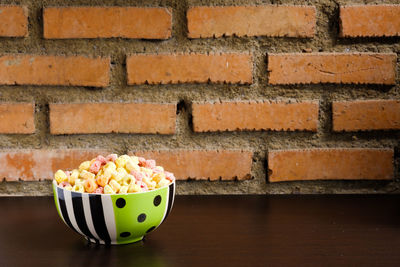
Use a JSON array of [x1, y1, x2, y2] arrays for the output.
[[0, 0, 399, 196]]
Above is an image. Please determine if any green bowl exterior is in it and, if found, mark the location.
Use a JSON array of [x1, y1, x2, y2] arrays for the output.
[[52, 180, 175, 245]]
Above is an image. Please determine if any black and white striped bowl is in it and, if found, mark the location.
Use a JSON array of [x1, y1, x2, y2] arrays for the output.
[[52, 180, 175, 245]]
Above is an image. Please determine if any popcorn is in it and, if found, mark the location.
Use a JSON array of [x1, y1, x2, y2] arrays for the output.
[[144, 159, 156, 169], [157, 178, 170, 188], [122, 174, 135, 186], [59, 181, 71, 188], [94, 187, 104, 194], [84, 178, 98, 193], [128, 183, 141, 193], [126, 158, 140, 172], [75, 179, 85, 187], [72, 184, 84, 193], [79, 161, 91, 172], [109, 179, 121, 193], [54, 154, 174, 194], [69, 169, 79, 185], [119, 185, 129, 194], [152, 172, 166, 183], [104, 184, 115, 194], [96, 155, 107, 165], [96, 173, 110, 187], [79, 170, 95, 180], [106, 153, 118, 162], [54, 170, 68, 184], [104, 162, 116, 172], [115, 155, 131, 169], [89, 160, 102, 174]]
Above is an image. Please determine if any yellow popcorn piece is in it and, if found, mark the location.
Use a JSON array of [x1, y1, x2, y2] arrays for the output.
[[103, 169, 112, 179], [152, 172, 166, 183], [79, 161, 91, 172], [122, 174, 135, 186], [140, 167, 153, 177], [119, 185, 129, 194], [115, 155, 131, 168], [130, 156, 139, 165], [156, 178, 170, 188], [104, 184, 115, 194], [116, 167, 128, 176], [68, 169, 79, 186], [72, 184, 84, 193], [125, 159, 140, 172], [143, 177, 156, 190], [96, 169, 104, 177], [74, 179, 85, 187], [104, 162, 116, 172], [109, 179, 121, 193], [112, 168, 127, 183], [79, 170, 95, 180], [54, 170, 68, 184], [128, 183, 141, 193], [96, 174, 109, 187], [84, 178, 98, 193]]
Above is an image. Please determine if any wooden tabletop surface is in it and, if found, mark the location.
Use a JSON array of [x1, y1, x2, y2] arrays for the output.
[[1, 195, 399, 267]]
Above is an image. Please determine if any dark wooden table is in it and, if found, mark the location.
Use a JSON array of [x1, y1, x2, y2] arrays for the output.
[[1, 195, 400, 267]]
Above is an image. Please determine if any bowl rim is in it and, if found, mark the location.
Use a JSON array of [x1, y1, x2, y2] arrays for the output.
[[52, 179, 175, 196]]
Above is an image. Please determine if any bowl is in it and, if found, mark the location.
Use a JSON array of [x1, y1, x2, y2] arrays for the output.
[[52, 180, 175, 245]]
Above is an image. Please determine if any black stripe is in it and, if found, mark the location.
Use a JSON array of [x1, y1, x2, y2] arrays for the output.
[[57, 187, 79, 234], [163, 183, 175, 221], [89, 195, 111, 244], [71, 192, 98, 243]]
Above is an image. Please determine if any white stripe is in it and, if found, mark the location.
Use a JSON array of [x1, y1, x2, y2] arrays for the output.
[[170, 182, 176, 209], [82, 194, 101, 241], [53, 181, 66, 225], [101, 194, 117, 242], [64, 189, 85, 236], [160, 186, 170, 223]]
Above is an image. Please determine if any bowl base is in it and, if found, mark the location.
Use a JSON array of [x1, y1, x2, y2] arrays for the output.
[[86, 236, 144, 245]]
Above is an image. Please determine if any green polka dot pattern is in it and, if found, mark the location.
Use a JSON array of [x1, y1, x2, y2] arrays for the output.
[[111, 186, 169, 244]]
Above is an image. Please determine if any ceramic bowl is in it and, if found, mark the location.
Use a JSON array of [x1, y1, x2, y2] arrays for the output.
[[52, 180, 175, 245]]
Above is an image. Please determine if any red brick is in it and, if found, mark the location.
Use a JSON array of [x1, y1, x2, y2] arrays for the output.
[[0, 6, 28, 37], [132, 150, 253, 180], [0, 149, 109, 181], [187, 5, 316, 38], [333, 100, 400, 131], [44, 7, 172, 39], [50, 102, 176, 134], [268, 53, 396, 85], [268, 148, 394, 182], [0, 54, 110, 87], [192, 101, 319, 132], [0, 103, 35, 134], [340, 5, 400, 37], [127, 53, 252, 85]]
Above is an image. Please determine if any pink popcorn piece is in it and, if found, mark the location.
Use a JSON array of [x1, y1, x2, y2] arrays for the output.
[[96, 155, 107, 165], [131, 170, 144, 181], [89, 160, 102, 174], [106, 154, 118, 163], [94, 187, 104, 194], [65, 171, 71, 178], [165, 171, 175, 181], [59, 181, 71, 188], [138, 157, 146, 167], [144, 159, 156, 169], [152, 167, 162, 174]]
